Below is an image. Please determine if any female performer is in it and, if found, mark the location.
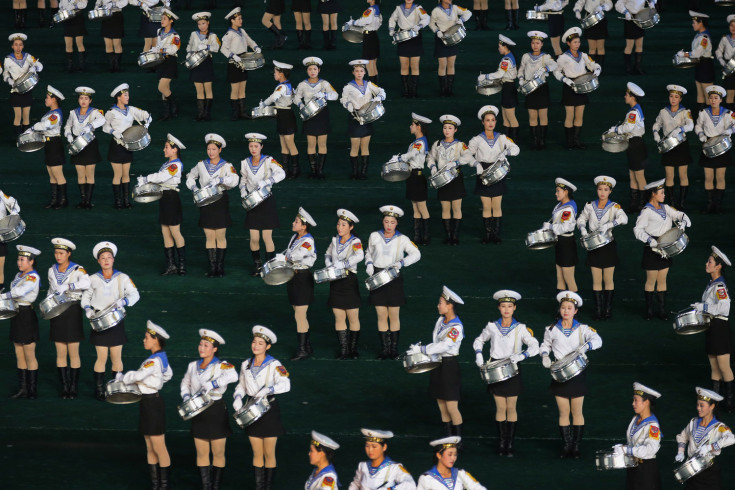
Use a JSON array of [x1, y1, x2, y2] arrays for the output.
[[0, 191, 21, 291], [477, 35, 519, 140], [186, 12, 220, 122], [388, 0, 430, 98], [429, 0, 471, 96], [94, 0, 127, 72], [64, 86, 105, 209], [306, 432, 340, 489], [365, 205, 421, 360], [467, 105, 520, 245], [133, 0, 162, 53], [681, 11, 714, 112], [396, 113, 431, 244], [262, 0, 287, 49], [154, 9, 181, 121], [539, 291, 602, 458], [716, 15, 735, 108], [221, 7, 261, 121], [633, 179, 691, 320], [576, 176, 627, 320], [260, 61, 299, 178], [180, 329, 238, 490], [46, 238, 89, 399], [185, 133, 239, 278], [58, 0, 88, 72], [573, 0, 611, 71], [349, 0, 382, 83], [32, 85, 67, 209], [137, 134, 186, 276], [416, 437, 486, 489], [232, 326, 291, 490], [102, 83, 152, 209], [239, 133, 285, 276], [318, 0, 340, 50], [473, 290, 539, 456], [348, 429, 416, 488], [518, 30, 557, 150], [4, 33, 43, 136], [614, 0, 647, 74], [540, 178, 578, 293], [292, 0, 312, 49], [534, 0, 566, 56], [695, 85, 733, 214]]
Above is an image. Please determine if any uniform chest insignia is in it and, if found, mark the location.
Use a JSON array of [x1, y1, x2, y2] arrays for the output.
[[561, 210, 572, 222], [301, 242, 312, 250], [649, 425, 660, 439], [352, 242, 362, 251], [627, 113, 636, 123], [221, 362, 234, 369], [144, 360, 155, 368], [462, 143, 468, 151], [717, 287, 728, 300], [167, 164, 178, 175], [447, 327, 460, 341], [276, 365, 289, 377], [173, 36, 181, 46], [500, 60, 509, 71], [98, 109, 105, 115], [419, 7, 427, 14]]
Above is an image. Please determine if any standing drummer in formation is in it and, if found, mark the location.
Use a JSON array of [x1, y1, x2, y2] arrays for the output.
[[57, 0, 89, 73], [260, 61, 299, 179], [716, 15, 735, 108], [543, 178, 578, 294], [154, 9, 181, 122], [416, 437, 486, 490], [396, 113, 431, 245], [429, 0, 471, 97], [695, 85, 733, 214], [477, 35, 520, 142], [615, 0, 647, 75], [220, 7, 261, 121], [388, 0, 430, 98], [349, 0, 382, 84], [186, 11, 219, 123], [518, 30, 557, 150], [534, 0, 566, 56], [364, 205, 421, 360], [133, 0, 161, 54], [0, 190, 21, 291], [573, 0, 611, 72], [33, 85, 68, 210], [96, 0, 127, 73], [348, 429, 416, 489], [473, 290, 539, 457], [5, 33, 43, 136], [685, 11, 714, 112]]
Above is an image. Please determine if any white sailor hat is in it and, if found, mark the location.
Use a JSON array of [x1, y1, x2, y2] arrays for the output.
[[644, 179, 665, 191], [199, 328, 225, 345], [594, 175, 617, 189], [311, 431, 340, 450], [555, 178, 577, 192], [666, 84, 687, 96], [477, 105, 499, 120], [225, 7, 241, 20], [93, 241, 117, 258], [245, 132, 267, 143], [728, 14, 735, 24], [498, 34, 516, 46], [110, 83, 129, 98], [633, 382, 662, 400], [556, 290, 583, 307], [411, 112, 432, 124], [147, 320, 170, 340], [527, 30, 548, 40], [16, 245, 41, 258], [297, 207, 317, 227], [689, 10, 709, 20], [46, 85, 65, 101], [361, 428, 394, 442], [51, 238, 76, 251], [626, 82, 645, 98], [8, 33, 27, 42], [493, 289, 521, 303], [430, 436, 461, 449], [441, 285, 464, 305], [161, 8, 178, 20], [562, 27, 582, 43], [696, 386, 723, 402], [440, 114, 461, 127], [75, 86, 95, 97], [273, 60, 293, 70], [205, 133, 226, 148], [379, 205, 404, 218], [192, 11, 211, 21], [707, 85, 727, 98], [303, 56, 323, 67], [349, 59, 370, 67], [252, 325, 278, 344], [711, 246, 732, 266], [337, 208, 359, 224], [166, 133, 186, 150]]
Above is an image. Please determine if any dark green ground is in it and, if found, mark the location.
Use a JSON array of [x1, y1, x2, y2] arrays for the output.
[[1, 1, 734, 488]]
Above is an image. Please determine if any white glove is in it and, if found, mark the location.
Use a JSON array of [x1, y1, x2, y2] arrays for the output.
[[449, 160, 460, 169], [436, 30, 444, 38], [141, 4, 150, 12], [533, 69, 545, 79], [676, 50, 685, 58], [254, 386, 269, 399], [197, 41, 208, 51], [542, 222, 551, 231], [430, 167, 438, 176], [593, 66, 601, 76], [475, 354, 484, 367], [535, 5, 541, 11], [315, 91, 326, 99], [114, 372, 124, 382], [137, 176, 147, 186], [214, 177, 225, 186], [391, 262, 403, 271], [625, 12, 632, 20], [575, 10, 581, 19], [564, 77, 575, 87], [580, 227, 588, 237], [475, 163, 483, 175], [699, 133, 708, 143], [653, 132, 661, 143], [613, 444, 625, 457], [681, 215, 691, 228], [407, 344, 421, 355], [274, 253, 286, 263], [55, 283, 70, 295], [233, 396, 243, 412], [257, 180, 269, 190], [112, 130, 124, 141], [595, 5, 604, 13], [692, 302, 705, 312], [675, 451, 686, 463], [123, 371, 137, 385], [85, 308, 95, 319], [231, 54, 242, 63], [67, 135, 74, 144], [82, 124, 94, 135], [346, 102, 355, 112], [542, 355, 552, 368], [696, 445, 712, 457], [371, 96, 383, 103], [389, 29, 395, 36], [577, 343, 589, 354], [114, 299, 126, 309], [607, 126, 618, 135], [202, 380, 217, 394], [410, 26, 419, 34], [477, 74, 487, 82], [649, 238, 658, 248], [599, 222, 613, 233], [254, 46, 262, 54], [8, 78, 15, 87], [510, 353, 525, 363], [1, 292, 12, 300], [366, 264, 374, 276]]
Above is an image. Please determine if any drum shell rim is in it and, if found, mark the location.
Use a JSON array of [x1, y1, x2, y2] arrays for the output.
[[702, 135, 732, 158], [251, 106, 278, 118], [364, 267, 400, 291], [0, 215, 26, 243], [104, 380, 143, 404], [193, 185, 224, 207], [39, 292, 82, 320], [69, 131, 96, 155], [572, 73, 599, 94], [479, 359, 519, 384], [673, 454, 714, 482], [90, 306, 126, 332], [655, 228, 688, 259], [657, 132, 686, 154], [441, 24, 467, 46], [525, 228, 557, 249], [580, 229, 614, 251], [13, 71, 40, 94], [137, 51, 166, 68], [429, 167, 459, 189], [342, 22, 364, 43], [241, 187, 273, 211], [581, 11, 605, 29], [299, 97, 328, 121], [594, 450, 639, 470], [184, 50, 210, 69], [355, 102, 385, 125], [550, 352, 588, 382], [17, 131, 46, 153], [402, 351, 442, 373], [480, 159, 510, 186], [672, 308, 711, 335], [672, 53, 699, 68], [0, 297, 19, 319], [88, 7, 112, 20], [261, 259, 295, 286], [519, 76, 545, 95], [601, 132, 629, 153], [393, 29, 418, 43], [233, 397, 272, 428], [177, 392, 214, 420]]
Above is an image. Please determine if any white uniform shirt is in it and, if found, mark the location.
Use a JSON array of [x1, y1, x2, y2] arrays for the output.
[[429, 4, 471, 33], [614, 104, 645, 137], [284, 233, 317, 269], [353, 5, 382, 31], [701, 277, 730, 319], [625, 415, 662, 460], [180, 357, 238, 401], [554, 51, 599, 80], [473, 319, 540, 361], [484, 52, 518, 83], [293, 79, 339, 107], [3, 52, 43, 85], [550, 200, 577, 236], [155, 28, 181, 56], [46, 262, 90, 296], [716, 35, 735, 67], [467, 132, 520, 172], [0, 192, 20, 218], [537, 0, 568, 12], [80, 270, 140, 312], [32, 108, 63, 138], [135, 0, 168, 8], [577, 200, 628, 234], [365, 231, 421, 269], [144, 158, 183, 189], [676, 418, 735, 457], [102, 105, 152, 139], [186, 159, 239, 191], [574, 0, 612, 14], [186, 31, 220, 54], [695, 107, 735, 139], [64, 106, 106, 139], [614, 0, 645, 15], [690, 31, 713, 60], [7, 270, 41, 305], [389, 4, 430, 34], [239, 156, 286, 195], [340, 81, 386, 112], [633, 204, 688, 244], [426, 139, 474, 173], [220, 28, 258, 59], [399, 136, 429, 170], [95, 0, 127, 12], [518, 52, 557, 85], [59, 0, 88, 12], [349, 458, 416, 490], [233, 355, 291, 399], [416, 468, 485, 490], [652, 106, 694, 138], [324, 235, 364, 274], [539, 320, 603, 359], [123, 353, 173, 394], [306, 465, 339, 490], [422, 316, 464, 357], [264, 81, 295, 109]]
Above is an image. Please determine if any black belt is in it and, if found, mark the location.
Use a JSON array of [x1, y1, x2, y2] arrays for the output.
[[142, 393, 160, 399], [45, 136, 61, 142], [17, 305, 32, 309], [412, 169, 423, 175]]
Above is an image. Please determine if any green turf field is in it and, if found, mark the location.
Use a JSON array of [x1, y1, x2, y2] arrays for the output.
[[1, 1, 734, 488]]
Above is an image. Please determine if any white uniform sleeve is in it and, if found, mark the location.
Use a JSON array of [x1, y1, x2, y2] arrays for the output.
[[633, 210, 652, 244], [122, 274, 140, 307], [582, 325, 602, 351], [521, 327, 540, 358], [268, 362, 291, 395], [631, 423, 661, 460], [691, 34, 710, 59], [220, 164, 240, 189], [458, 470, 486, 490], [472, 324, 493, 355], [539, 327, 553, 357], [400, 237, 421, 268], [233, 362, 248, 400], [425, 325, 462, 356]]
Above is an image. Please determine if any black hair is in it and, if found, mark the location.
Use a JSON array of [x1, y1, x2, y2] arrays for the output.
[[277, 68, 291, 79], [155, 337, 167, 350], [698, 18, 710, 29], [314, 445, 335, 463], [431, 446, 454, 465], [413, 120, 429, 140], [296, 216, 311, 231], [566, 189, 575, 200]]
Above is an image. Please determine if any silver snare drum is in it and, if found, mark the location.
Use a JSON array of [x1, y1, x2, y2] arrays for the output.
[[242, 186, 272, 211], [39, 291, 82, 320], [52, 9, 79, 24], [658, 130, 686, 154], [260, 258, 295, 286], [595, 450, 639, 470], [365, 267, 400, 291], [0, 298, 18, 320], [518, 76, 545, 95], [88, 7, 112, 20], [654, 227, 689, 259], [403, 351, 441, 374], [526, 10, 550, 20], [121, 125, 151, 152], [137, 51, 165, 69], [392, 29, 418, 44], [12, 71, 39, 94], [193, 185, 224, 207], [601, 132, 629, 153], [145, 6, 164, 22], [429, 167, 459, 189], [632, 8, 659, 29], [251, 105, 277, 119], [355, 101, 385, 125], [476, 78, 503, 96], [672, 52, 699, 68], [0, 215, 26, 243], [525, 228, 557, 250], [105, 380, 142, 404], [702, 135, 732, 158], [441, 24, 466, 46], [178, 392, 214, 420], [132, 183, 164, 203], [550, 351, 588, 382], [299, 96, 327, 121], [572, 73, 599, 94], [480, 358, 519, 384], [233, 396, 271, 428], [480, 158, 510, 186], [581, 11, 605, 29], [724, 58, 735, 77], [184, 50, 209, 69], [381, 160, 411, 182], [673, 308, 711, 335], [90, 305, 126, 332], [17, 130, 45, 153], [674, 454, 715, 484], [580, 229, 613, 251], [313, 267, 349, 284], [68, 131, 95, 156], [342, 21, 364, 43], [240, 52, 265, 70]]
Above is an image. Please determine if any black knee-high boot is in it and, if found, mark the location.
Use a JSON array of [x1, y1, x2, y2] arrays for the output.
[[350, 156, 359, 179], [198, 466, 211, 490], [446, 75, 455, 96], [76, 184, 87, 208], [442, 219, 452, 244], [506, 421, 517, 456], [316, 153, 327, 179], [251, 250, 262, 277], [451, 218, 461, 245], [86, 183, 95, 209], [290, 153, 301, 179], [410, 74, 419, 98], [54, 183, 68, 209], [413, 218, 423, 243], [149, 464, 160, 490], [496, 421, 507, 455], [230, 99, 240, 121], [603, 290, 614, 319], [633, 52, 645, 75], [177, 246, 186, 275], [401, 75, 410, 97], [655, 291, 667, 320], [195, 99, 205, 121], [304, 29, 312, 49], [571, 425, 584, 458], [644, 291, 654, 320], [492, 217, 503, 244], [307, 153, 317, 178], [665, 185, 675, 206], [206, 248, 217, 277], [389, 330, 400, 359], [68, 367, 80, 399], [203, 99, 213, 121], [291, 333, 310, 361], [565, 127, 574, 150], [679, 186, 689, 210], [78, 51, 86, 72], [482, 217, 493, 244], [254, 466, 265, 490], [336, 330, 349, 359], [93, 371, 105, 401], [10, 368, 27, 399], [359, 155, 370, 180], [624, 53, 633, 75], [377, 331, 391, 360], [121, 182, 132, 208], [322, 30, 330, 50], [572, 126, 585, 149], [66, 52, 74, 73], [422, 218, 431, 245], [45, 184, 58, 209], [348, 330, 360, 359], [559, 425, 573, 458], [211, 466, 224, 490], [159, 466, 170, 490], [162, 247, 177, 276]]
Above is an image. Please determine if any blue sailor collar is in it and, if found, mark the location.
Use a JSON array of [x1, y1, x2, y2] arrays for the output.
[[367, 456, 394, 476], [198, 355, 220, 371], [95, 269, 122, 282], [555, 319, 580, 335], [149, 351, 169, 371], [379, 230, 402, 242], [426, 466, 458, 488]]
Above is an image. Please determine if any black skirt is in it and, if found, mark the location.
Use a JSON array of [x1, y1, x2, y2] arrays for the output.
[[303, 106, 330, 136], [406, 169, 428, 201], [626, 136, 648, 171], [429, 356, 461, 401], [139, 393, 166, 436], [139, 14, 160, 38], [9, 306, 39, 345], [156, 56, 178, 80], [397, 32, 423, 57], [524, 82, 550, 110], [199, 192, 232, 229], [561, 84, 588, 107], [266, 0, 286, 15], [501, 81, 518, 109], [362, 31, 380, 60], [89, 320, 127, 347], [44, 137, 66, 167], [245, 195, 280, 230], [641, 244, 671, 271], [108, 140, 133, 163], [190, 56, 215, 83], [695, 58, 715, 84], [699, 149, 732, 168], [0, 242, 7, 257], [101, 11, 125, 39], [159, 190, 182, 226], [434, 36, 458, 58], [436, 169, 466, 201], [348, 116, 374, 138], [705, 318, 731, 356], [555, 235, 578, 267], [245, 397, 285, 438], [625, 458, 660, 490], [70, 137, 101, 166], [191, 398, 233, 440], [287, 270, 315, 306], [550, 369, 587, 397], [586, 240, 618, 268], [276, 107, 297, 135], [227, 62, 249, 83], [292, 0, 312, 12], [623, 20, 644, 40], [487, 362, 523, 397], [547, 13, 564, 37], [10, 90, 33, 108], [474, 162, 507, 197], [684, 461, 721, 490], [328, 273, 361, 310], [49, 303, 84, 343], [661, 139, 691, 167], [583, 15, 607, 40], [318, 0, 341, 14], [368, 270, 405, 307], [63, 14, 87, 37], [725, 73, 735, 90]]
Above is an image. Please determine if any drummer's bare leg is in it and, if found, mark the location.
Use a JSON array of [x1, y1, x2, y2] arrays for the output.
[[664, 166, 675, 188], [294, 306, 309, 333], [194, 438, 211, 466], [211, 438, 226, 468], [587, 39, 598, 56], [94, 346, 108, 372], [505, 396, 518, 422], [570, 396, 584, 425], [502, 107, 518, 129], [262, 230, 274, 253], [555, 265, 565, 290], [113, 38, 122, 55], [161, 225, 174, 248], [346, 308, 360, 332], [145, 435, 170, 466], [493, 395, 507, 421], [678, 166, 689, 188], [360, 136, 371, 156], [158, 78, 172, 98], [12, 108, 21, 129], [716, 168, 726, 190], [387, 307, 400, 331], [561, 267, 577, 291], [49, 165, 66, 185], [631, 169, 646, 192], [215, 229, 227, 248], [143, 38, 154, 52], [437, 57, 447, 77], [21, 106, 30, 126], [14, 344, 27, 369], [451, 200, 462, 219], [333, 309, 347, 331], [413, 201, 429, 219], [204, 229, 216, 249], [446, 56, 456, 76], [563, 106, 574, 146], [367, 59, 378, 80], [590, 267, 602, 291], [573, 106, 584, 127], [317, 135, 327, 154], [47, 166, 57, 185], [491, 196, 502, 217], [715, 355, 734, 381], [0, 257, 5, 286], [550, 37, 561, 57], [111, 162, 123, 185], [376, 306, 389, 332], [263, 437, 277, 467], [22, 343, 37, 370], [168, 225, 185, 248], [654, 269, 668, 291], [555, 396, 571, 425], [696, 81, 708, 107], [528, 108, 538, 126], [109, 345, 123, 372], [250, 436, 266, 467], [249, 230, 261, 254], [602, 267, 615, 290], [444, 400, 462, 426], [68, 342, 80, 368], [55, 342, 68, 367]]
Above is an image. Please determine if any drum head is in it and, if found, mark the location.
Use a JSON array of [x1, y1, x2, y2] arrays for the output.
[[123, 125, 148, 142], [262, 261, 295, 286]]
